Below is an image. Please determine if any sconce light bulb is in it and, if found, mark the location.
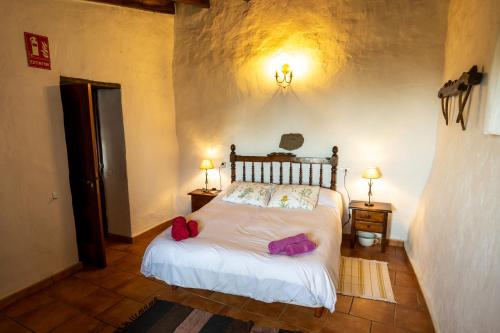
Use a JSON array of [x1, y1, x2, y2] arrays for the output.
[[281, 63, 291, 75]]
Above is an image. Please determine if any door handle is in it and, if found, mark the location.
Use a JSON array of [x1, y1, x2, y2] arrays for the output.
[[79, 177, 99, 188]]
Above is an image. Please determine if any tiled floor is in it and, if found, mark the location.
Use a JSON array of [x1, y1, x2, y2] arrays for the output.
[[0, 231, 434, 333]]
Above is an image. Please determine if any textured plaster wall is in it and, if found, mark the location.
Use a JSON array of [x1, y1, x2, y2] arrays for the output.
[[174, 0, 448, 240], [406, 0, 500, 332], [0, 0, 177, 298]]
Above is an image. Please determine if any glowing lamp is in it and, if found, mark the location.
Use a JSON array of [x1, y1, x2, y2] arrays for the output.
[[275, 63, 293, 88], [200, 159, 215, 192], [362, 167, 382, 206]]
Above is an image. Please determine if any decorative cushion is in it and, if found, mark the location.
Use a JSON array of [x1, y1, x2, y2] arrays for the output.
[[222, 182, 275, 207], [267, 185, 320, 210]]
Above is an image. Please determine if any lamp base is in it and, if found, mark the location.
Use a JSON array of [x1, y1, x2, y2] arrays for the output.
[[202, 188, 210, 193], [364, 202, 374, 207]]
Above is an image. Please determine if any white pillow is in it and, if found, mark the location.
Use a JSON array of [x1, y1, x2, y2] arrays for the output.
[[318, 188, 342, 209], [222, 182, 275, 207], [267, 184, 320, 210]]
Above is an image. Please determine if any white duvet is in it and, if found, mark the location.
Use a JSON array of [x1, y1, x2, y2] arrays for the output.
[[141, 188, 343, 311]]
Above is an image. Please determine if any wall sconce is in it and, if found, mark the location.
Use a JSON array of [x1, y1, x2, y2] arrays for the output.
[[275, 63, 293, 88]]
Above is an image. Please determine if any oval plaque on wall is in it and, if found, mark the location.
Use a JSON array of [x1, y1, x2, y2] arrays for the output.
[[279, 133, 304, 151]]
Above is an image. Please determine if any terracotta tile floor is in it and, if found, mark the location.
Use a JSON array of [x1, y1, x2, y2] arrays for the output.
[[0, 231, 434, 332]]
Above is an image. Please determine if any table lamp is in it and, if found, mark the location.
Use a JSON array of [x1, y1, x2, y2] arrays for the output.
[[200, 159, 214, 192], [362, 167, 381, 206]]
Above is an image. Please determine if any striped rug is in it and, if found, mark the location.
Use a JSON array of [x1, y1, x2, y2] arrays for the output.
[[118, 299, 300, 333], [337, 256, 395, 303]]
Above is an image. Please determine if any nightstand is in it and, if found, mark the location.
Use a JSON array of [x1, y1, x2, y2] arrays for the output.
[[188, 189, 220, 212], [349, 200, 392, 252]]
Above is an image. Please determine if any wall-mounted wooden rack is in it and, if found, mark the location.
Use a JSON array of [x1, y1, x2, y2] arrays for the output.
[[438, 65, 483, 130]]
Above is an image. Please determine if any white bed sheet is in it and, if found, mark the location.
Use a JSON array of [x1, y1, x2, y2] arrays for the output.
[[141, 189, 343, 311]]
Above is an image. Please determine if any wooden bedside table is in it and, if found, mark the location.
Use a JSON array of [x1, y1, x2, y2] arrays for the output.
[[188, 189, 220, 212], [349, 200, 392, 252]]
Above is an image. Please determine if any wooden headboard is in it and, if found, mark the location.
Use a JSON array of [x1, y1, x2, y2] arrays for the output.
[[230, 145, 339, 190]]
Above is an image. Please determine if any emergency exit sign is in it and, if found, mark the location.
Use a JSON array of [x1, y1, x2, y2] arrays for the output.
[[24, 32, 51, 70]]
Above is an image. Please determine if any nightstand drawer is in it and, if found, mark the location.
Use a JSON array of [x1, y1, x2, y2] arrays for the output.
[[353, 210, 385, 222], [355, 221, 384, 233]]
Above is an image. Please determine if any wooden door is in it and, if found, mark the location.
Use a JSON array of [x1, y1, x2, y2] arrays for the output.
[[60, 83, 106, 267], [91, 87, 109, 237]]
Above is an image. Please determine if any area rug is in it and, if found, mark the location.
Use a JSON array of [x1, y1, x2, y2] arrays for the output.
[[117, 299, 301, 333], [337, 256, 395, 303]]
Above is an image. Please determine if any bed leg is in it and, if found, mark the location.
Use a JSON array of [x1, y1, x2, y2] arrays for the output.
[[314, 307, 325, 318]]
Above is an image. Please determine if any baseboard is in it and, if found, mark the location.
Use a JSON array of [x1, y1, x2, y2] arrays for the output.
[[108, 220, 172, 244], [107, 233, 133, 244], [1, 221, 171, 309], [387, 239, 404, 247], [0, 262, 83, 309], [342, 233, 404, 247], [133, 220, 172, 242]]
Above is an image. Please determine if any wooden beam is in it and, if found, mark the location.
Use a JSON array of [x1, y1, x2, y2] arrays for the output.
[[175, 0, 210, 8], [87, 0, 176, 14]]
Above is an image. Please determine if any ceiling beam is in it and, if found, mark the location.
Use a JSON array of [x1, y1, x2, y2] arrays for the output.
[[87, 0, 176, 14], [87, 0, 210, 14]]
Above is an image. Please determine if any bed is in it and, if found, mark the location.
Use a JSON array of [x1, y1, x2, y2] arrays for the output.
[[141, 145, 342, 314]]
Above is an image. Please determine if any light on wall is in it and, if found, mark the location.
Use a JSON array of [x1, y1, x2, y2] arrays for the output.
[[263, 50, 315, 90], [275, 63, 293, 88]]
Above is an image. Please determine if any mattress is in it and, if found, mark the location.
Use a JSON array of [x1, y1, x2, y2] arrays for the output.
[[141, 188, 343, 311]]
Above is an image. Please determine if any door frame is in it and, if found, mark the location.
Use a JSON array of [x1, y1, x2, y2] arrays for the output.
[[60, 76, 121, 89], [60, 76, 122, 267]]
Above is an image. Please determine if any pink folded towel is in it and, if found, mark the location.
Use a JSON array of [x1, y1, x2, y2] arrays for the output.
[[268, 233, 308, 254], [284, 240, 317, 256]]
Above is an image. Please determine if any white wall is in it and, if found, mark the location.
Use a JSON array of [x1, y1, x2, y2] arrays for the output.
[[173, 0, 448, 240], [406, 0, 500, 332], [97, 89, 132, 237], [0, 0, 178, 299], [484, 32, 500, 135]]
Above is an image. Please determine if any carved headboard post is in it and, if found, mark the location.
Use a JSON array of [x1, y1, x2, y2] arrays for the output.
[[230, 144, 236, 183], [330, 146, 339, 191]]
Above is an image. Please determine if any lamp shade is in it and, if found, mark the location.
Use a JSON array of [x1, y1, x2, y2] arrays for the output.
[[362, 167, 382, 179], [200, 159, 215, 170]]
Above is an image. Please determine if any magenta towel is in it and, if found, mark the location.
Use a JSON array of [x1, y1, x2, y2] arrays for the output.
[[268, 233, 308, 254], [172, 216, 187, 226], [187, 220, 199, 238], [171, 216, 189, 241], [284, 240, 317, 256]]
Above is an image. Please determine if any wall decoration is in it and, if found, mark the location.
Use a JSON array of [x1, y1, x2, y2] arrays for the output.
[[24, 32, 51, 70], [438, 65, 483, 130], [279, 133, 304, 151]]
